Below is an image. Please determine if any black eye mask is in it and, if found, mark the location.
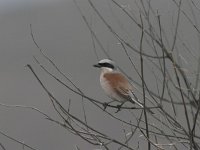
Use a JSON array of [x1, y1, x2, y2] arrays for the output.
[[99, 63, 114, 69]]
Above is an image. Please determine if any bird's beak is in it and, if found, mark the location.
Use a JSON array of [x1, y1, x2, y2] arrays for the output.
[[93, 64, 101, 68]]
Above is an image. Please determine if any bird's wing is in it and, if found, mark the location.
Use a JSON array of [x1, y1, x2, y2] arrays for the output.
[[103, 72, 133, 100], [103, 72, 142, 106], [114, 84, 133, 101], [114, 84, 144, 108], [103, 72, 154, 114]]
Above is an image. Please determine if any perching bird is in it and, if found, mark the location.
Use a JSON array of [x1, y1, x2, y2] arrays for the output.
[[93, 59, 153, 114]]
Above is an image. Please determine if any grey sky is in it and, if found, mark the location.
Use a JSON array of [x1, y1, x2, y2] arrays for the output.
[[0, 0, 200, 149], [0, 0, 94, 149]]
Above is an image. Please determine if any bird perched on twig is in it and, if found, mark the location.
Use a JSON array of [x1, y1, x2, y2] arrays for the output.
[[93, 59, 153, 114]]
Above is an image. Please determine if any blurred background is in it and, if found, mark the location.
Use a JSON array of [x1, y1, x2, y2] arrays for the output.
[[0, 0, 98, 149], [0, 0, 199, 149]]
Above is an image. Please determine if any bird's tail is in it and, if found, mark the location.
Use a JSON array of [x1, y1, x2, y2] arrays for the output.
[[130, 92, 154, 114]]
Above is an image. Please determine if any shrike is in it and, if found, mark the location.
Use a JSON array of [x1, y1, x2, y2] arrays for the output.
[[93, 59, 153, 113]]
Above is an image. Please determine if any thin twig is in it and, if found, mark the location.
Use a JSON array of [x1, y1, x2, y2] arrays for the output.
[[139, 14, 150, 149], [0, 130, 39, 150]]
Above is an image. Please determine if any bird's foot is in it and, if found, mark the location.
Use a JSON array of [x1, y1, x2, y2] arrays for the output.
[[115, 104, 123, 113], [103, 102, 108, 111]]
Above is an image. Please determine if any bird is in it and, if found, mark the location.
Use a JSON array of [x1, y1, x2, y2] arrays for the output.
[[93, 59, 153, 114]]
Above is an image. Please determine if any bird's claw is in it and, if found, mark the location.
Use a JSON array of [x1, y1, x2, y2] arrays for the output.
[[103, 102, 108, 111], [115, 104, 122, 113]]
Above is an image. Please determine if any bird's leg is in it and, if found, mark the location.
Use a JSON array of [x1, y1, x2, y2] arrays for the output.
[[115, 102, 125, 113], [103, 100, 115, 111]]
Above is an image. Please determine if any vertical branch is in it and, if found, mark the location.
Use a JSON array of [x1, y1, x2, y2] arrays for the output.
[[171, 0, 182, 52], [173, 64, 192, 147], [194, 58, 200, 97], [139, 14, 151, 150], [191, 93, 200, 149], [187, 0, 200, 97], [157, 14, 166, 105]]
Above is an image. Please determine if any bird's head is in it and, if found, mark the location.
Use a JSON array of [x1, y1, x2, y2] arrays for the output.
[[93, 59, 117, 72]]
